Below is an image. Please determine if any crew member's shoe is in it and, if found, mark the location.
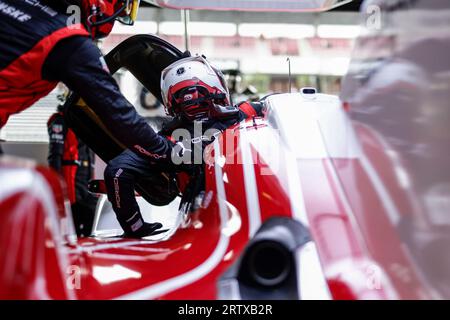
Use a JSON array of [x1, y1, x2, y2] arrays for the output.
[[123, 222, 165, 238]]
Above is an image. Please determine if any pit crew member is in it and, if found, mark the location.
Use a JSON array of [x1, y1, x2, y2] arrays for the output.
[[0, 0, 174, 237], [104, 56, 264, 238]]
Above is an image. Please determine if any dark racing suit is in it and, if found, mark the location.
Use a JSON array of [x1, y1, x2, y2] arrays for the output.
[[104, 102, 264, 235], [48, 110, 98, 237], [0, 0, 172, 163], [0, 1, 173, 236]]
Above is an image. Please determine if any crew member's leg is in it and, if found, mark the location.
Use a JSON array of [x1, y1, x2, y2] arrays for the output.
[[104, 149, 163, 237], [71, 194, 98, 237], [73, 163, 99, 237]]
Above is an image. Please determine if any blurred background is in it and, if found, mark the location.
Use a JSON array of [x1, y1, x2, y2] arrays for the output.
[[0, 3, 360, 159]]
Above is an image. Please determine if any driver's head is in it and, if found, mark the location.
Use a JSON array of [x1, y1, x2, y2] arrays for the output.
[[161, 56, 237, 122], [66, 0, 141, 39]]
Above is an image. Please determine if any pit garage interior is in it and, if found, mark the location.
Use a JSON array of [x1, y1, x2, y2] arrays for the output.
[[1, 0, 450, 300], [1, 1, 363, 236], [1, 1, 363, 160]]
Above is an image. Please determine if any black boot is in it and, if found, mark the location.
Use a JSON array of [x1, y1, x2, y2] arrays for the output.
[[123, 222, 165, 238]]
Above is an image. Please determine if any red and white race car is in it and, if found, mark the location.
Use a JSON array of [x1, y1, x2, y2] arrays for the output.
[[1, 0, 449, 300]]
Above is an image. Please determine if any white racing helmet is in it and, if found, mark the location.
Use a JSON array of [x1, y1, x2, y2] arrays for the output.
[[161, 56, 238, 121]]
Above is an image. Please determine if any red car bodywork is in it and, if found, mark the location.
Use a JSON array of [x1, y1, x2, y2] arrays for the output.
[[0, 112, 426, 299]]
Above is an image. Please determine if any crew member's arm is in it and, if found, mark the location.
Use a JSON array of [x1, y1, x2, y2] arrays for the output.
[[42, 36, 172, 161], [47, 113, 66, 173]]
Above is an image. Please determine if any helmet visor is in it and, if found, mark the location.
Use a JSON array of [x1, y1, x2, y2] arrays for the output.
[[117, 0, 141, 25]]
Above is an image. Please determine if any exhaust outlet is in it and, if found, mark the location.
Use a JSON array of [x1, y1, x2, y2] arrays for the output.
[[248, 240, 292, 287], [218, 217, 311, 299]]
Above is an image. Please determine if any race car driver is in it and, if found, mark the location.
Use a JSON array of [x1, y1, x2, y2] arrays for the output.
[[104, 56, 264, 238], [0, 0, 173, 237]]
